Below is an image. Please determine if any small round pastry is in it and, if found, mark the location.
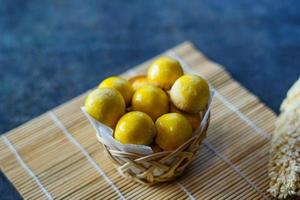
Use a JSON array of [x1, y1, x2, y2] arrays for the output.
[[155, 113, 193, 150], [170, 74, 209, 113], [98, 76, 134, 105], [147, 56, 183, 90], [114, 111, 156, 145], [132, 85, 169, 120], [84, 88, 125, 128], [129, 75, 151, 91]]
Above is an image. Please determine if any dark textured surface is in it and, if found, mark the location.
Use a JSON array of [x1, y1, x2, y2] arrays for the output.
[[0, 0, 299, 198]]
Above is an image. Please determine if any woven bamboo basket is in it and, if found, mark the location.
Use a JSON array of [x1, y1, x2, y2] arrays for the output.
[[93, 107, 211, 185], [82, 73, 212, 185]]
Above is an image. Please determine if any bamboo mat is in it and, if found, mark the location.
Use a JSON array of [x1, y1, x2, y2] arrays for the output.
[[0, 42, 277, 200]]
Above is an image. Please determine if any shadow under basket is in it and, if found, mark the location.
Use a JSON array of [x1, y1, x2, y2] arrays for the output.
[[95, 110, 210, 185]]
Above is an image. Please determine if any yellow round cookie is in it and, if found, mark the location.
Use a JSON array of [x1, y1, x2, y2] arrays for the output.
[[84, 88, 125, 128], [98, 76, 134, 105], [170, 74, 209, 113], [147, 56, 183, 90], [129, 75, 151, 91], [114, 111, 156, 145], [132, 85, 169, 120], [155, 113, 192, 150]]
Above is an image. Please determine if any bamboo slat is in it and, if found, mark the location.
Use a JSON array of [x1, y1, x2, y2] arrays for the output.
[[0, 41, 277, 200]]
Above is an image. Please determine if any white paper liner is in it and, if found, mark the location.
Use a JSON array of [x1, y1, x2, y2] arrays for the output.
[[81, 90, 214, 156]]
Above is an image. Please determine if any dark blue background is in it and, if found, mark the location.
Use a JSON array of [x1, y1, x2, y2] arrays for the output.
[[1, 0, 299, 199]]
